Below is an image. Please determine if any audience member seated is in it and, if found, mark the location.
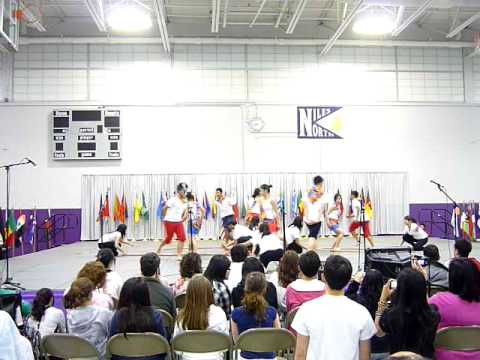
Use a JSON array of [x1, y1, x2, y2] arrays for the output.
[[445, 239, 472, 267], [285, 251, 325, 312], [225, 245, 248, 291], [174, 275, 229, 360], [64, 278, 112, 358], [388, 352, 425, 360], [292, 255, 376, 360], [97, 249, 123, 303], [204, 255, 232, 319], [345, 269, 390, 359], [140, 252, 176, 318], [285, 216, 305, 254], [428, 258, 480, 360], [375, 268, 440, 359], [109, 277, 166, 359], [231, 272, 280, 360], [0, 310, 34, 360], [27, 288, 66, 337], [422, 245, 449, 289], [232, 257, 278, 310], [65, 261, 114, 310], [275, 251, 299, 313], [173, 252, 203, 296]]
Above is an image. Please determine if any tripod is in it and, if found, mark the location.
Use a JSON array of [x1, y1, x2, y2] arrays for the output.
[[1, 158, 35, 289]]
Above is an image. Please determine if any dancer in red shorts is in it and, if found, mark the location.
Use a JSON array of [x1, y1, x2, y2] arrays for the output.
[[348, 190, 375, 248], [157, 182, 189, 260]]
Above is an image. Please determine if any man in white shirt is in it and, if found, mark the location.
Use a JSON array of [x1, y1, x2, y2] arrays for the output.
[[348, 190, 375, 248], [225, 245, 248, 291], [292, 255, 377, 360], [157, 183, 189, 259]]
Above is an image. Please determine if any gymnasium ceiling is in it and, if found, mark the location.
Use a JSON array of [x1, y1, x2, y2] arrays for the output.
[[20, 0, 480, 44]]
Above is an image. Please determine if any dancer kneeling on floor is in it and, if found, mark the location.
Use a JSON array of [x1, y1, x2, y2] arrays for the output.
[[402, 215, 428, 251], [98, 224, 132, 256], [245, 223, 284, 268], [284, 216, 307, 254]]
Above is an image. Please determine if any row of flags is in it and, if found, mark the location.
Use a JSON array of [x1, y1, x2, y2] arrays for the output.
[[451, 201, 479, 240], [98, 188, 374, 226], [0, 208, 38, 248]]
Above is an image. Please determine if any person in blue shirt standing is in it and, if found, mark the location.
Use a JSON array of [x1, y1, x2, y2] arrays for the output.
[[231, 272, 280, 360]]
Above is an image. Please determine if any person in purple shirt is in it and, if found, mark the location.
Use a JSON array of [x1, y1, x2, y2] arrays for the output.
[[428, 258, 480, 360]]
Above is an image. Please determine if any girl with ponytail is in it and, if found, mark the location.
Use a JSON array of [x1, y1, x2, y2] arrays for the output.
[[27, 288, 66, 337], [231, 272, 280, 360]]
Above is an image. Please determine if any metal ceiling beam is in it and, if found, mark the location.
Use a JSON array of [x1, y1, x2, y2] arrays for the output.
[[222, 0, 229, 28], [391, 0, 434, 37], [395, 6, 405, 26], [153, 0, 170, 53], [286, 0, 309, 34], [250, 0, 267, 28], [320, 0, 364, 56], [211, 0, 221, 33], [446, 11, 480, 38], [275, 0, 289, 28], [85, 0, 107, 32]]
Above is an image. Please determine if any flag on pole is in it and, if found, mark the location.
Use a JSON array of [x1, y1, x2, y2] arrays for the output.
[[203, 193, 211, 219], [348, 190, 353, 217], [141, 192, 149, 221], [118, 194, 125, 224], [451, 206, 460, 238], [461, 210, 468, 240], [290, 190, 297, 220], [241, 197, 247, 219], [96, 194, 103, 222], [133, 196, 142, 224], [26, 209, 36, 245], [0, 207, 4, 246], [113, 194, 121, 222], [102, 193, 110, 221], [365, 191, 373, 220], [212, 196, 217, 218], [5, 209, 16, 248], [16, 212, 26, 244], [277, 193, 285, 213], [123, 194, 129, 220], [156, 192, 165, 220], [297, 190, 304, 218]]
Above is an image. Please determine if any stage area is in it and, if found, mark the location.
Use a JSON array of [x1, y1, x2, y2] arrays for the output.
[[4, 236, 479, 291]]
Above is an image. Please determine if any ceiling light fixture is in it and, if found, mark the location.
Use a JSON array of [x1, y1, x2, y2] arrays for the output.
[[107, 6, 152, 32], [353, 8, 395, 35]]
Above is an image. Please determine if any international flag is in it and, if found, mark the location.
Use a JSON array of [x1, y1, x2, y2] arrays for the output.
[[119, 193, 126, 224], [348, 190, 353, 217], [277, 193, 285, 213], [233, 204, 239, 222], [451, 206, 460, 238], [26, 209, 36, 245], [123, 194, 128, 220], [5, 209, 16, 248], [297, 190, 304, 218], [113, 194, 121, 222], [212, 196, 217, 218], [133, 196, 142, 224], [203, 192, 210, 219], [16, 212, 26, 244], [141, 192, 149, 221], [96, 194, 103, 222], [102, 193, 110, 221], [365, 191, 373, 220], [156, 192, 165, 219], [290, 190, 297, 220], [241, 197, 247, 219]]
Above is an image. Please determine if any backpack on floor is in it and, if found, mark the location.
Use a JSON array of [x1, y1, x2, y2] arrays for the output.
[[22, 316, 44, 360]]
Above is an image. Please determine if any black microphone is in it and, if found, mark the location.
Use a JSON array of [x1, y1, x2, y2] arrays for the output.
[[25, 157, 37, 167], [430, 180, 442, 187]]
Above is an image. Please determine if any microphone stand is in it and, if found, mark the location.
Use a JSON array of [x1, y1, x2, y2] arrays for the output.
[[357, 198, 366, 271], [1, 159, 33, 289], [281, 194, 286, 251], [431, 182, 459, 243], [188, 203, 194, 253]]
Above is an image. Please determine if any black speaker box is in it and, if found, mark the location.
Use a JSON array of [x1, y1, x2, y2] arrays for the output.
[[365, 247, 412, 279]]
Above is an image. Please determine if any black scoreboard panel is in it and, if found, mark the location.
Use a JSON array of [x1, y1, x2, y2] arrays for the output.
[[52, 109, 122, 160]]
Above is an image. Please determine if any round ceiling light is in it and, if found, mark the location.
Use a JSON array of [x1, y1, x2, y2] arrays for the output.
[[353, 9, 395, 35], [107, 6, 152, 32]]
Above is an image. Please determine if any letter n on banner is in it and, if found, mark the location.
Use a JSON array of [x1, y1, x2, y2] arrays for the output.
[[297, 106, 343, 139]]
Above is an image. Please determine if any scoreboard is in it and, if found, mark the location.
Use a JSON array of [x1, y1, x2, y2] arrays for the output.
[[51, 109, 122, 160]]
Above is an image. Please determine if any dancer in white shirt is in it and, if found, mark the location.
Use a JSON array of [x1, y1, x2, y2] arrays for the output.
[[259, 184, 280, 233], [327, 193, 345, 252]]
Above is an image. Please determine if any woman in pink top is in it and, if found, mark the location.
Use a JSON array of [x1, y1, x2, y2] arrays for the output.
[[428, 258, 480, 360], [285, 251, 325, 312]]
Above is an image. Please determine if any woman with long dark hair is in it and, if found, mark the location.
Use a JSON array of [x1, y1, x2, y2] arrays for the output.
[[27, 288, 66, 337], [284, 216, 305, 254], [375, 268, 440, 358], [109, 277, 166, 360], [327, 193, 344, 252], [174, 275, 229, 360], [231, 272, 280, 360], [428, 258, 480, 360], [259, 184, 279, 233], [98, 223, 132, 256], [275, 251, 299, 313], [204, 255, 232, 318], [346, 269, 389, 357]]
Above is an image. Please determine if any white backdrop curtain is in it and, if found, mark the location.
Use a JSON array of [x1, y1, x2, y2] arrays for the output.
[[81, 172, 408, 241]]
